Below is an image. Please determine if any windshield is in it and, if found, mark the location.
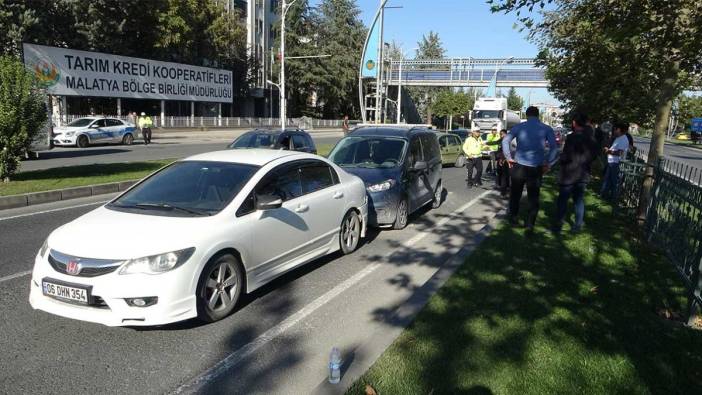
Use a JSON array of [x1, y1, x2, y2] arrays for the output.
[[229, 132, 277, 149], [473, 110, 501, 119], [67, 118, 94, 127], [328, 137, 406, 169], [108, 161, 259, 216]]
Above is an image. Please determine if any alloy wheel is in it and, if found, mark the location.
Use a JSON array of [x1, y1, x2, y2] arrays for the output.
[[340, 211, 361, 254], [204, 261, 238, 312]]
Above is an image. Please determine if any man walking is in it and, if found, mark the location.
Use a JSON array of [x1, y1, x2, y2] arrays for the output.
[[495, 129, 511, 197], [553, 112, 598, 234], [502, 106, 557, 231], [600, 121, 630, 200], [138, 112, 153, 145], [342, 115, 350, 135], [463, 129, 484, 188]]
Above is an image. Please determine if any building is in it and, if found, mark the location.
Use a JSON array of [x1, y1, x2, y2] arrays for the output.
[[222, 0, 280, 117]]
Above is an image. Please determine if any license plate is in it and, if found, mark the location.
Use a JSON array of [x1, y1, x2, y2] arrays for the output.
[[42, 280, 89, 304]]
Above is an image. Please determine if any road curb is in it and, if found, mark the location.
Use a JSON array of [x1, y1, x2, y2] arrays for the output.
[[0, 180, 138, 211]]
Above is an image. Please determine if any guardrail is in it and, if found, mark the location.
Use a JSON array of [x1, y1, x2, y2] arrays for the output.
[[61, 115, 346, 129], [617, 150, 702, 324]]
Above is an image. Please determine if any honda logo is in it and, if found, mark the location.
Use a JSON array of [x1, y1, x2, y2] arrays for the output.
[[66, 260, 81, 275]]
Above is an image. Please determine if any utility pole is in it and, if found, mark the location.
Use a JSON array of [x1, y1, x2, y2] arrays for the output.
[[397, 58, 402, 124], [375, 0, 385, 124], [280, 0, 298, 131]]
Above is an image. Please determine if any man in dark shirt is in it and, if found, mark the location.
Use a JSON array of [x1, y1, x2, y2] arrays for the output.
[[553, 112, 598, 233]]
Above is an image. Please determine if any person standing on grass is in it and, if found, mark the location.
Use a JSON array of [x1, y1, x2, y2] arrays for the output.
[[463, 129, 484, 188], [495, 129, 511, 197], [502, 106, 557, 231], [600, 121, 630, 200], [553, 112, 598, 234]]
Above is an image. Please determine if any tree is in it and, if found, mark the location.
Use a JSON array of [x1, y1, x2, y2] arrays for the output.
[[489, 0, 702, 222], [0, 56, 47, 180], [317, 0, 367, 118], [431, 91, 472, 129], [410, 31, 447, 124], [506, 87, 524, 111]]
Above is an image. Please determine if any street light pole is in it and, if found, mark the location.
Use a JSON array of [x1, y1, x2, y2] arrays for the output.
[[280, 0, 298, 131], [491, 56, 514, 97]]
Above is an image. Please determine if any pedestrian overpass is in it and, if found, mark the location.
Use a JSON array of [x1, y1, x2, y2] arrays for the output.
[[386, 58, 548, 88]]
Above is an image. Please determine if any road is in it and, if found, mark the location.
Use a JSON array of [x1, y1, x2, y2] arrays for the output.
[[0, 165, 503, 394], [633, 136, 702, 171], [21, 131, 343, 172]]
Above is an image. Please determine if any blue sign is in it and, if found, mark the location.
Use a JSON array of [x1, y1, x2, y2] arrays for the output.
[[361, 13, 380, 78], [692, 118, 702, 132]]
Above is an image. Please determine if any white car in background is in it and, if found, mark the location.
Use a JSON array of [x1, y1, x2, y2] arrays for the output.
[[52, 117, 137, 148], [29, 149, 368, 326]]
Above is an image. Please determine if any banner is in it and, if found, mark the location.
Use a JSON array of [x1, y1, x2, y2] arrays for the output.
[[692, 117, 702, 133], [22, 43, 233, 103], [361, 18, 380, 78]]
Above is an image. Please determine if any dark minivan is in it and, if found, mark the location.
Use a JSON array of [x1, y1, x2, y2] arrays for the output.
[[328, 126, 443, 229], [228, 128, 317, 154]]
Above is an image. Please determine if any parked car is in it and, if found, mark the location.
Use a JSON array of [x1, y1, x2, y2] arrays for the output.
[[449, 128, 470, 141], [29, 149, 368, 326], [52, 117, 137, 148], [328, 126, 443, 230], [437, 132, 465, 167], [228, 128, 317, 154]]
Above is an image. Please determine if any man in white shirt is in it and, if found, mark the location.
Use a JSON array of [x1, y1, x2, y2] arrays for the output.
[[600, 122, 630, 200]]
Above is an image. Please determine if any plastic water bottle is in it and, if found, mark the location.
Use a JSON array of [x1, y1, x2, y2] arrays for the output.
[[328, 347, 341, 384]]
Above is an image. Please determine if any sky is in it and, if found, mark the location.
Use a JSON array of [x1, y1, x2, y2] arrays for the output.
[[315, 0, 557, 105]]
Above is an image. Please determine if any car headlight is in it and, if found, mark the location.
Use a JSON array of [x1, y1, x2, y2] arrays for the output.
[[39, 238, 49, 258], [64, 131, 75, 137], [118, 247, 195, 275], [367, 179, 396, 193]]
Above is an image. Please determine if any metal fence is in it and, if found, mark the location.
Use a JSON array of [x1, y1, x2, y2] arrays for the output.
[[617, 151, 702, 322], [61, 115, 345, 129]]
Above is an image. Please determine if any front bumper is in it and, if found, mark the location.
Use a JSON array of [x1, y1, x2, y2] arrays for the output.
[[52, 135, 78, 146], [366, 189, 401, 227], [29, 254, 198, 327]]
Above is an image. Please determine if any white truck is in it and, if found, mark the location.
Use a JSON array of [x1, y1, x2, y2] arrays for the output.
[[470, 97, 522, 132]]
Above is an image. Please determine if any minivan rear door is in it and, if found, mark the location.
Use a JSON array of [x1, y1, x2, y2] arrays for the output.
[[420, 133, 442, 205]]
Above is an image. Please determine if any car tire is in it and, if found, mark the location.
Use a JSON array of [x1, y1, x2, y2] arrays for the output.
[[122, 133, 134, 145], [77, 135, 89, 148], [455, 154, 466, 168], [339, 210, 361, 254], [196, 253, 244, 323], [432, 180, 443, 209], [393, 197, 409, 230]]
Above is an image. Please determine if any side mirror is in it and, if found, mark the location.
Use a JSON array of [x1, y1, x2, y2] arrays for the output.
[[256, 194, 283, 210], [413, 161, 428, 171]]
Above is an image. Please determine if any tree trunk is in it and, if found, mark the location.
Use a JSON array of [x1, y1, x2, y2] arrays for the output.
[[636, 61, 680, 224]]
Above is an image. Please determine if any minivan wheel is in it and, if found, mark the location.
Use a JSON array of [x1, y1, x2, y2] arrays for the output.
[[393, 198, 409, 230], [340, 210, 361, 254], [455, 154, 466, 168], [77, 135, 89, 148], [432, 180, 443, 209], [196, 253, 243, 323], [122, 133, 134, 145]]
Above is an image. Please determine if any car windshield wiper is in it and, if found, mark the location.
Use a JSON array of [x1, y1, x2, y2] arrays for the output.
[[129, 203, 211, 216]]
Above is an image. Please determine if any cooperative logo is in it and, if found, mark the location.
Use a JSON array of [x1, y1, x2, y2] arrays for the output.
[[366, 60, 376, 71], [32, 58, 60, 88]]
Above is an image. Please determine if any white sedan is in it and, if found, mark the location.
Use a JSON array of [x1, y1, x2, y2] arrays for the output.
[[52, 117, 137, 147], [29, 149, 368, 326]]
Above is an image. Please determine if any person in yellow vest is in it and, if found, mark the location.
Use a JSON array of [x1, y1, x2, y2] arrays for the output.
[[463, 129, 484, 188], [138, 112, 153, 145], [485, 127, 501, 174]]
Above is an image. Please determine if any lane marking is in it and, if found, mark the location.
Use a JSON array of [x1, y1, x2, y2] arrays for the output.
[[0, 200, 108, 222], [173, 189, 492, 394], [0, 270, 32, 284]]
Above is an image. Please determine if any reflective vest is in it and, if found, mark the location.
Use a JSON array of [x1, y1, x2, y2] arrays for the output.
[[138, 116, 153, 128], [463, 136, 483, 158]]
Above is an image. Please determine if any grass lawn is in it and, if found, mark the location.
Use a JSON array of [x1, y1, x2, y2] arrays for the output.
[[0, 144, 336, 197], [347, 177, 702, 394], [0, 159, 174, 196]]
